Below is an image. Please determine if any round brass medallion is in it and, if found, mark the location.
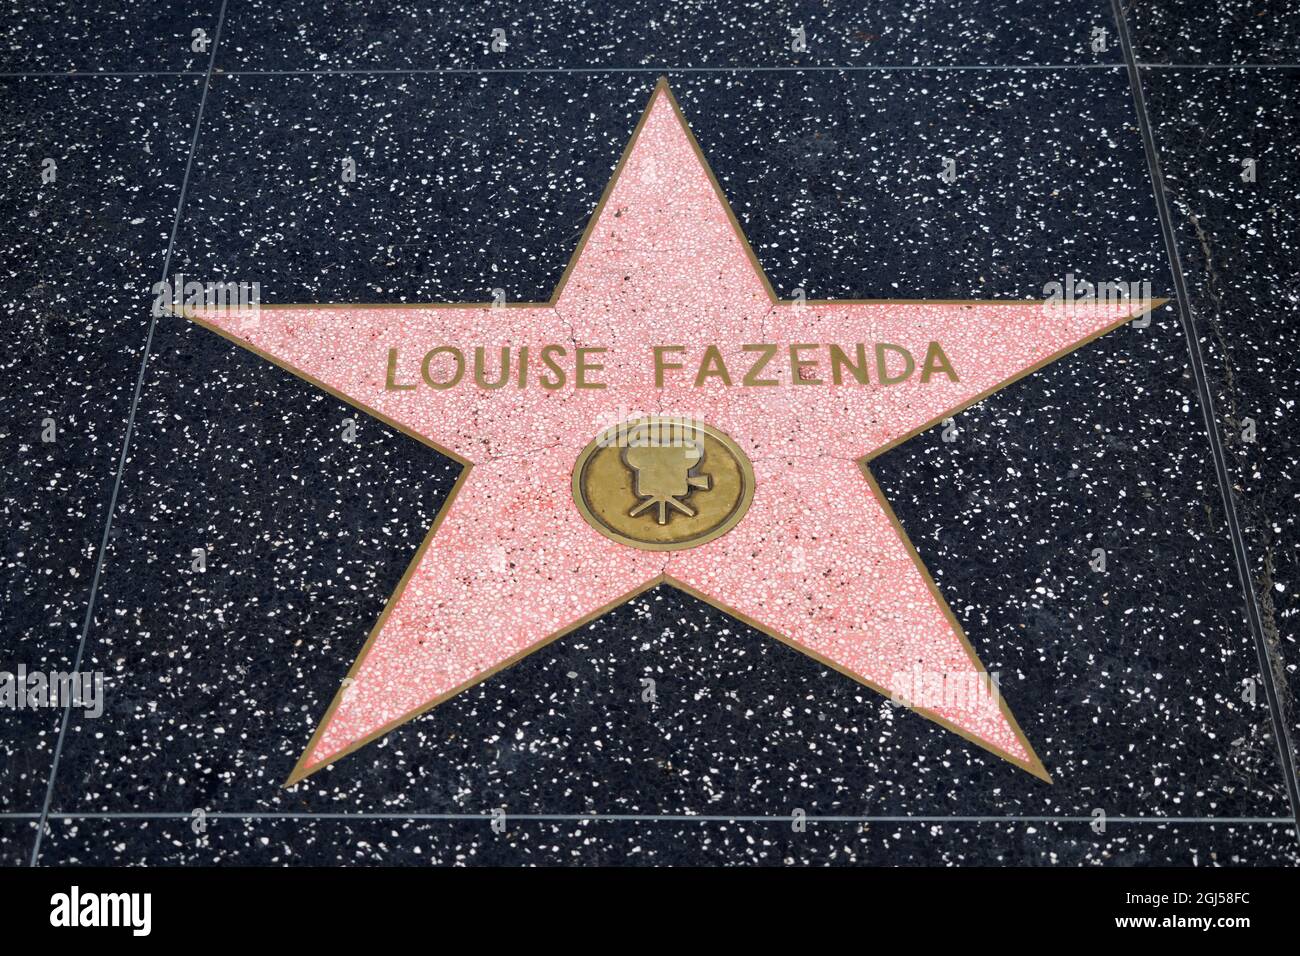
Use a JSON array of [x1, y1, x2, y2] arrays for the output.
[[572, 417, 755, 552]]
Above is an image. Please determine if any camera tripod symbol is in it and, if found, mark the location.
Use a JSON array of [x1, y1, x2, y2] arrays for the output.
[[622, 439, 712, 524]]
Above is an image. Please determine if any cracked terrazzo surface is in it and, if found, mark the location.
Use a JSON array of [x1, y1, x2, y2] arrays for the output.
[[1141, 64, 1300, 769]]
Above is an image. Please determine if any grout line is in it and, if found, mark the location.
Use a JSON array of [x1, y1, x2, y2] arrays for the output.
[[5, 812, 1294, 824], [214, 64, 1126, 74], [5, 64, 1122, 79], [0, 70, 201, 77], [1110, 0, 1300, 839], [26, 0, 231, 869], [1139, 63, 1300, 70], [4, 63, 1297, 81]]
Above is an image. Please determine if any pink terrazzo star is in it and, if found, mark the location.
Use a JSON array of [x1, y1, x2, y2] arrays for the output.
[[186, 79, 1160, 785]]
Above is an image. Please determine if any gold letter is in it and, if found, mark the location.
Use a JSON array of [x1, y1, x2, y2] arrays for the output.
[[421, 347, 465, 389], [654, 346, 686, 387], [741, 344, 779, 386], [540, 344, 567, 390], [385, 348, 416, 391], [575, 347, 607, 389], [829, 344, 869, 385], [694, 345, 732, 387], [875, 343, 915, 385], [516, 346, 529, 388], [789, 344, 823, 385], [920, 341, 959, 383], [474, 346, 511, 389]]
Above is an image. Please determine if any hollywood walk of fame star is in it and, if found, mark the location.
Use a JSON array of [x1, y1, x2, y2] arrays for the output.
[[180, 79, 1161, 785]]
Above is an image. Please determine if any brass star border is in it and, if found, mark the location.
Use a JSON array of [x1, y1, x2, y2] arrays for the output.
[[176, 78, 1165, 787]]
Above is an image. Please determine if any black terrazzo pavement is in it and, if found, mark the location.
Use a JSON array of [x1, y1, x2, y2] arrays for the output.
[[214, 0, 1125, 72], [29, 817, 1300, 866], [1140, 64, 1300, 781], [1127, 0, 1300, 64], [1, 0, 1298, 867], [0, 75, 202, 812], [1, 1, 222, 73]]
